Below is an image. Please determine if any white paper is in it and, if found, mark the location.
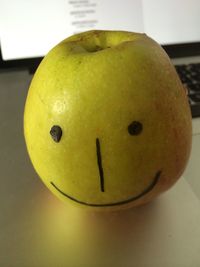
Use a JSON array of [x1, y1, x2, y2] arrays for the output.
[[0, 0, 143, 60], [0, 0, 200, 60]]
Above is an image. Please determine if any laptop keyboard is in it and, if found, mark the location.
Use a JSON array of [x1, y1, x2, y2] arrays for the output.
[[175, 63, 200, 118]]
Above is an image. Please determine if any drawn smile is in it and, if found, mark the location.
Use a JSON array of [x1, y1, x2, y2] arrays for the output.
[[50, 170, 161, 207], [50, 138, 161, 207]]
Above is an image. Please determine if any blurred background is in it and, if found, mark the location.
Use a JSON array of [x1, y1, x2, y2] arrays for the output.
[[0, 1, 200, 266]]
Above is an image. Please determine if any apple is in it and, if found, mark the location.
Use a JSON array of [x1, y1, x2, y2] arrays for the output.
[[24, 30, 192, 210]]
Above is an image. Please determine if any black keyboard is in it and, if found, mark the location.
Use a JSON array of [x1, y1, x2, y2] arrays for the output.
[[175, 63, 200, 118]]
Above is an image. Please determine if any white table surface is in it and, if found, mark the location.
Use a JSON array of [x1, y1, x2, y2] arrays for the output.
[[0, 70, 200, 267]]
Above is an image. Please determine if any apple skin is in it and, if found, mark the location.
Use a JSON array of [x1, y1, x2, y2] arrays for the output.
[[24, 30, 192, 211]]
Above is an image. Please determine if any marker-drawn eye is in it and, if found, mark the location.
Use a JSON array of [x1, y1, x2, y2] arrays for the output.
[[128, 121, 143, 135], [50, 125, 62, 142]]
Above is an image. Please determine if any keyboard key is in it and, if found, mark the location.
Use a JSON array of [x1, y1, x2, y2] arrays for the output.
[[187, 83, 200, 92], [190, 94, 200, 104]]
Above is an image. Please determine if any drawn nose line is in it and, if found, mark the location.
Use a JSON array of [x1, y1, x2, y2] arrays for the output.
[[96, 138, 105, 192]]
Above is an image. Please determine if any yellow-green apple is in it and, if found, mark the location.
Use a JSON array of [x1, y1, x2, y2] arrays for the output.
[[24, 30, 192, 210]]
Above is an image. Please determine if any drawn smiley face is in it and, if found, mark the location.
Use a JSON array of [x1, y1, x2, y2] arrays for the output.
[[48, 123, 162, 207], [46, 119, 162, 208]]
